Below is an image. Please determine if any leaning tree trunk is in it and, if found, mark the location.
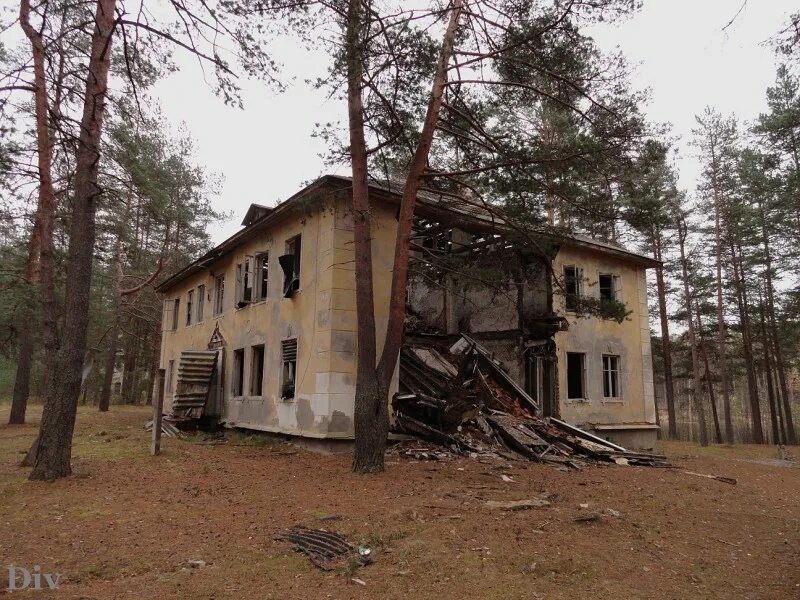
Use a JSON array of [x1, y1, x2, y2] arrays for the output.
[[29, 0, 117, 481], [349, 0, 463, 472]]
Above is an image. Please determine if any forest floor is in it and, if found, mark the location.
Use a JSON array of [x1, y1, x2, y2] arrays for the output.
[[0, 404, 798, 600]]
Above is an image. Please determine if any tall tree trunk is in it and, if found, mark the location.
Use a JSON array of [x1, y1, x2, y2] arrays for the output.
[[698, 334, 722, 443], [711, 161, 734, 443], [653, 232, 676, 438], [350, 0, 463, 472], [98, 324, 119, 411], [728, 238, 763, 443], [11, 0, 59, 424], [10, 323, 35, 424], [99, 245, 123, 411], [758, 203, 797, 444], [677, 216, 708, 446], [346, 0, 382, 473], [99, 180, 133, 411], [29, 0, 117, 480], [758, 286, 781, 445], [121, 324, 141, 404]]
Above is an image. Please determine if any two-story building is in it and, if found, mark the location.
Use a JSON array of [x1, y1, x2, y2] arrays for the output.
[[155, 175, 659, 449]]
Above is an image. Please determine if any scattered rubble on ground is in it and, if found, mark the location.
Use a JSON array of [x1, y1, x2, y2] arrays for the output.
[[682, 470, 737, 485], [275, 526, 373, 571], [392, 335, 669, 469], [144, 419, 184, 439]]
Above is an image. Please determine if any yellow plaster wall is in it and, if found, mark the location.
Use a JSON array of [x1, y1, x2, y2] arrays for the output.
[[160, 192, 655, 442], [553, 245, 656, 430], [159, 198, 358, 438], [159, 193, 402, 440]]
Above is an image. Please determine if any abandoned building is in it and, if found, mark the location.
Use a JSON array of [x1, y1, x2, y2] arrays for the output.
[[155, 175, 660, 449]]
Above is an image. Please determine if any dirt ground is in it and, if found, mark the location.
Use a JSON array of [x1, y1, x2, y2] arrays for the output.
[[0, 405, 798, 600]]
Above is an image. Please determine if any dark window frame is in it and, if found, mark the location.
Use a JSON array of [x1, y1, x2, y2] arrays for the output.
[[186, 290, 194, 326], [566, 352, 586, 400], [564, 265, 583, 312], [167, 359, 175, 394], [599, 273, 616, 301], [232, 348, 245, 397], [250, 344, 265, 396], [255, 252, 269, 301]]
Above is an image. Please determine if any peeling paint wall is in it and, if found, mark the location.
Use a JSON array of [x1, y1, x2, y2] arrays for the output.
[[553, 245, 657, 445]]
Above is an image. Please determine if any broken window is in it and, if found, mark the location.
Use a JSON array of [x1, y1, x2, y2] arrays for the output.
[[599, 273, 617, 301], [566, 352, 585, 399], [279, 235, 301, 298], [171, 298, 180, 331], [256, 252, 269, 301], [564, 266, 583, 311], [602, 355, 620, 399], [186, 290, 194, 326], [235, 257, 254, 308], [232, 348, 245, 397], [250, 344, 265, 396], [281, 338, 298, 399], [213, 275, 224, 315], [197, 284, 205, 322]]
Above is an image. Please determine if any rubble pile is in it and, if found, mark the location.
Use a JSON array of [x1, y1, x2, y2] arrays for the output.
[[392, 335, 669, 469]]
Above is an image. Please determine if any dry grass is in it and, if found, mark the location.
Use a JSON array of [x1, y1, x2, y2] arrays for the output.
[[1, 404, 799, 599]]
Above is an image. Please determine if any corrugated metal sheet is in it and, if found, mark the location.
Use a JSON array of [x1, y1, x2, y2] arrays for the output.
[[171, 350, 217, 419]]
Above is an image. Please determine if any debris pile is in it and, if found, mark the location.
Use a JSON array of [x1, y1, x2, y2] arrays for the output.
[[393, 335, 668, 469], [276, 526, 372, 571]]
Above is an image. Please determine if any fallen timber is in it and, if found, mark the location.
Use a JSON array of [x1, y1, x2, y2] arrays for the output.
[[392, 336, 669, 469]]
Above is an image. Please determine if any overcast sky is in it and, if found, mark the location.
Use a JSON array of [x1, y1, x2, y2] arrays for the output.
[[149, 1, 796, 244]]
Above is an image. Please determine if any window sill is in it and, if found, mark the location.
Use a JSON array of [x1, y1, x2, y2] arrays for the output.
[[566, 397, 590, 403], [601, 397, 624, 404]]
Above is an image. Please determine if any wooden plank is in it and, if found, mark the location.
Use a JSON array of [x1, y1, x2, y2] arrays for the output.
[[151, 368, 166, 456], [459, 334, 541, 414], [549, 417, 628, 452]]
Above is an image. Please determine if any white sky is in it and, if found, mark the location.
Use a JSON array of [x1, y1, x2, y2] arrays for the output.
[[149, 0, 796, 244]]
